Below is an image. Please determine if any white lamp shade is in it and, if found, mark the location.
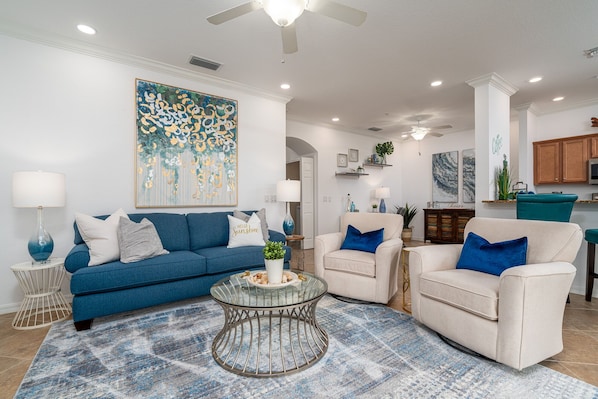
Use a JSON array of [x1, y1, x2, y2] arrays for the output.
[[375, 187, 391, 199], [277, 180, 301, 202], [13, 171, 66, 208]]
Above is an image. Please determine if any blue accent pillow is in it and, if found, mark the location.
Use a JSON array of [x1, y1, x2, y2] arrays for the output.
[[340, 224, 384, 253], [456, 232, 528, 276]]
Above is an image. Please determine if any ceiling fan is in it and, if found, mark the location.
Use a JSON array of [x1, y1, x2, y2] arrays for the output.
[[207, 0, 367, 54], [401, 120, 452, 141]]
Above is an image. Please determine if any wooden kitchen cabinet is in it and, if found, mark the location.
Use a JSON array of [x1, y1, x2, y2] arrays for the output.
[[424, 208, 475, 244], [534, 134, 592, 185], [533, 141, 560, 184]]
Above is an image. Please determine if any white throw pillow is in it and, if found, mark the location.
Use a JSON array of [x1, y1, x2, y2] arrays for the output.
[[75, 208, 130, 266], [227, 213, 266, 248]]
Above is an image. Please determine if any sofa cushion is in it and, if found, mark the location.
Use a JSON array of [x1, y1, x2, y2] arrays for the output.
[[420, 269, 499, 320], [227, 214, 266, 248], [75, 208, 129, 266], [117, 217, 169, 263], [188, 212, 232, 250], [324, 249, 376, 277], [196, 245, 291, 275], [70, 251, 206, 295], [456, 232, 527, 276], [340, 224, 384, 253], [128, 213, 190, 252]]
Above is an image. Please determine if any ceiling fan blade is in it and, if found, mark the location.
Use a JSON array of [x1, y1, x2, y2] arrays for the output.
[[207, 1, 262, 25], [431, 124, 453, 130], [429, 132, 444, 138], [281, 24, 298, 54], [308, 0, 367, 26]]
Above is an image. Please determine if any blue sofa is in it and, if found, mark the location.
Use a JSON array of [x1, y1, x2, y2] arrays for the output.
[[65, 211, 290, 331]]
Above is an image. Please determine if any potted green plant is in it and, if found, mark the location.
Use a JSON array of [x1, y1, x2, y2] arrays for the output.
[[372, 203, 378, 213], [495, 154, 511, 200], [375, 141, 394, 164], [395, 203, 418, 242], [263, 240, 286, 284]]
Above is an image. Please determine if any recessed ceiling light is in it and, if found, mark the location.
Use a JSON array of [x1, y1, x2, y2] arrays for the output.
[[280, 83, 290, 90], [552, 96, 564, 102], [77, 24, 96, 35], [430, 80, 442, 87], [528, 76, 542, 83], [332, 117, 340, 122]]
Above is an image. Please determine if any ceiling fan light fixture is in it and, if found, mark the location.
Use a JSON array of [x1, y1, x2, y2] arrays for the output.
[[410, 126, 429, 141], [261, 0, 307, 27]]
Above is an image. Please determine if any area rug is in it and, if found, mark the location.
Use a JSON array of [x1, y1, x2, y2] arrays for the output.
[[16, 295, 598, 398]]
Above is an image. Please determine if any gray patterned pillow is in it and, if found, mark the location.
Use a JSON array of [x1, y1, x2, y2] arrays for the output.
[[233, 208, 269, 242], [117, 217, 169, 263]]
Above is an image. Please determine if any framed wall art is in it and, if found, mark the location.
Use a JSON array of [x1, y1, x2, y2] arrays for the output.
[[432, 151, 458, 202], [337, 153, 348, 167], [462, 149, 475, 203], [135, 79, 238, 208], [348, 148, 359, 162]]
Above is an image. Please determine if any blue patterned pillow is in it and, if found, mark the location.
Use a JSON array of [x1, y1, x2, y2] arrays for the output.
[[456, 232, 528, 276], [340, 224, 384, 253]]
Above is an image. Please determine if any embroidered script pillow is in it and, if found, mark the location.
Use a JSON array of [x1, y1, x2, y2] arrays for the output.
[[227, 213, 266, 248], [233, 208, 270, 242]]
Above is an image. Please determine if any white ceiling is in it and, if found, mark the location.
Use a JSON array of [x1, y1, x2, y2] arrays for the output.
[[2, 0, 598, 139]]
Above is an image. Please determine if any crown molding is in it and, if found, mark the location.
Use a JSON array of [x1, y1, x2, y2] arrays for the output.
[[0, 26, 292, 104], [466, 72, 518, 97]]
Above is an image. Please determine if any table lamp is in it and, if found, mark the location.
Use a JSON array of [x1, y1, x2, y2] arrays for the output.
[[12, 171, 66, 263], [375, 186, 390, 213], [277, 179, 301, 235]]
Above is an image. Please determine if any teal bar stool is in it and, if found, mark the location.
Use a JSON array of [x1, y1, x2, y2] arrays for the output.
[[516, 193, 578, 222], [585, 229, 598, 302]]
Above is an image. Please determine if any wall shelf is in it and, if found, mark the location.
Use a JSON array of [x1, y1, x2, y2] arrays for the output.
[[335, 172, 369, 177], [363, 162, 392, 168]]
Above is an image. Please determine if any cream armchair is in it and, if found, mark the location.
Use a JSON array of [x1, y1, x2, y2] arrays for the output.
[[409, 217, 582, 370], [315, 213, 403, 304]]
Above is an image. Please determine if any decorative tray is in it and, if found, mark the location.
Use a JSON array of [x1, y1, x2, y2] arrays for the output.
[[241, 270, 302, 289]]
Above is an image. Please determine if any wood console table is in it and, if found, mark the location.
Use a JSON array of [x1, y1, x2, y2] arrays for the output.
[[424, 208, 475, 244]]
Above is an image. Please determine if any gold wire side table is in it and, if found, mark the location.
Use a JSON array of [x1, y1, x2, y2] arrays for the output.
[[10, 257, 72, 330], [210, 271, 328, 377]]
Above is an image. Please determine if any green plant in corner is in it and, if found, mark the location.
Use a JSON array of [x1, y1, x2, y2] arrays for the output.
[[395, 203, 418, 229], [495, 154, 511, 200], [263, 240, 286, 260]]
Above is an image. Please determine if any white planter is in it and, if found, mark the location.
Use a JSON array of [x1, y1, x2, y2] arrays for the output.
[[265, 258, 284, 284]]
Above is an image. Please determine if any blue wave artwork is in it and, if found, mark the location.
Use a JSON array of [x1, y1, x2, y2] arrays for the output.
[[432, 151, 458, 202], [462, 149, 475, 203]]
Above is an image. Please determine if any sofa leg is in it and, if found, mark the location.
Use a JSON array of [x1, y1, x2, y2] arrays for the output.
[[74, 319, 93, 331]]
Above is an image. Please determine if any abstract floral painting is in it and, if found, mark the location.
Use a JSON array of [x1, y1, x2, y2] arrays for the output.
[[462, 149, 475, 203], [135, 79, 238, 207], [432, 151, 458, 202]]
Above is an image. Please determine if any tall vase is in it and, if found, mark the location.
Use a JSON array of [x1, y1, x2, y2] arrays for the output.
[[265, 259, 284, 284]]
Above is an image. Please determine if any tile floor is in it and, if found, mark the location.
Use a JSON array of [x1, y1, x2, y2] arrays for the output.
[[1, 249, 596, 398]]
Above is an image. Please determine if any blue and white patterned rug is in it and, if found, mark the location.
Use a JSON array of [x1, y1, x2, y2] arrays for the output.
[[16, 295, 598, 398]]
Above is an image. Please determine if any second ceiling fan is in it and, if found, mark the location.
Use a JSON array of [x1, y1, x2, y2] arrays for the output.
[[207, 0, 367, 54]]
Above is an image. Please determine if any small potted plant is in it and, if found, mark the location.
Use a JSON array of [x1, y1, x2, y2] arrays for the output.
[[263, 240, 286, 284], [372, 203, 378, 213], [375, 141, 394, 164], [395, 203, 418, 242]]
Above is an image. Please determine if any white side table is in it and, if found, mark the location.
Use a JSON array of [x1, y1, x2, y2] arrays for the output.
[[11, 257, 72, 330]]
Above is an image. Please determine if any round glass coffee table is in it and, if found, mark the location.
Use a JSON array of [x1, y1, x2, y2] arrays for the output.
[[210, 271, 328, 377]]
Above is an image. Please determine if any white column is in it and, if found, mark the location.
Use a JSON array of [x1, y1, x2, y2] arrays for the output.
[[467, 73, 518, 207], [514, 103, 538, 192]]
